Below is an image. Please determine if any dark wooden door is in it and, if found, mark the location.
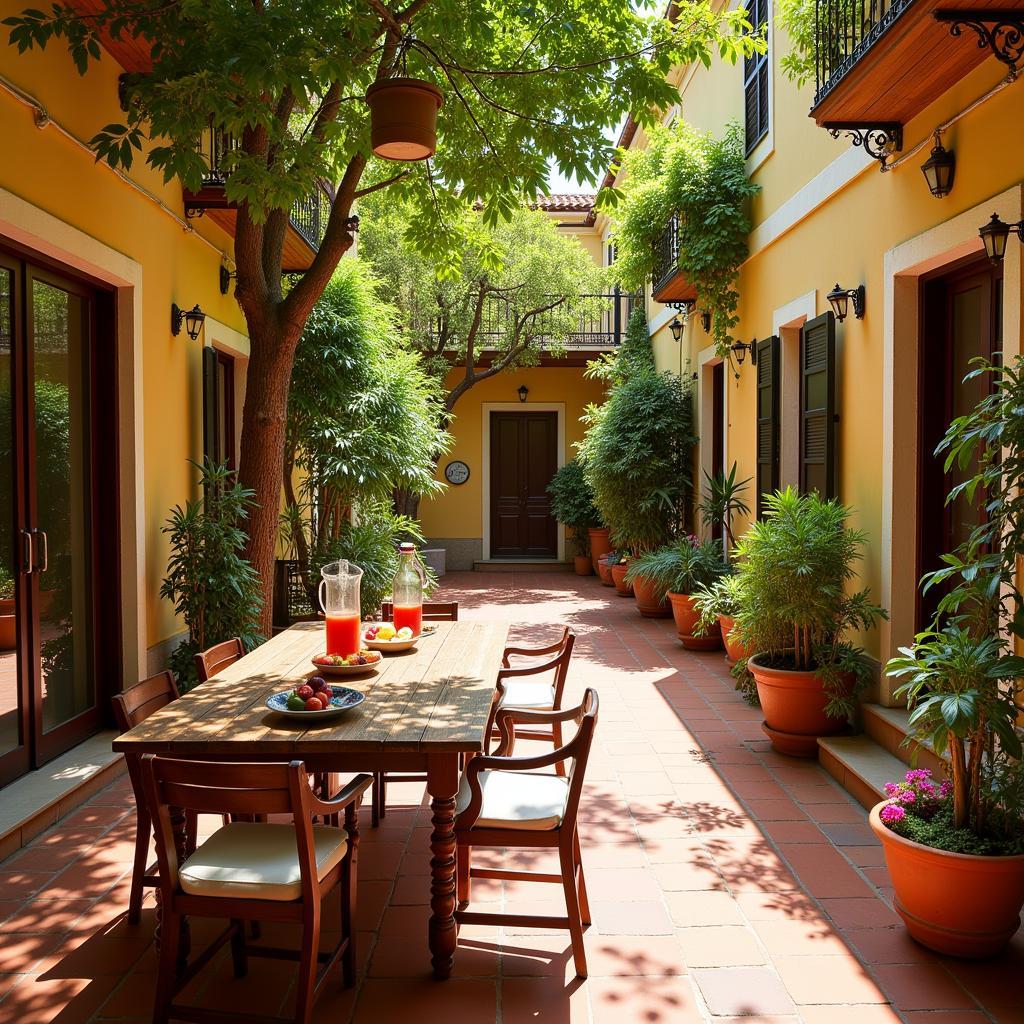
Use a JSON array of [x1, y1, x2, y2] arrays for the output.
[[917, 257, 1001, 629], [490, 411, 558, 559]]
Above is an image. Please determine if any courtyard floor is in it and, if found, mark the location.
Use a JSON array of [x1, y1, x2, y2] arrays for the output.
[[1, 571, 1022, 1023]]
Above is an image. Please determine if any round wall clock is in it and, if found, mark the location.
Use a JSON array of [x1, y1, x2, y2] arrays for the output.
[[444, 460, 470, 485]]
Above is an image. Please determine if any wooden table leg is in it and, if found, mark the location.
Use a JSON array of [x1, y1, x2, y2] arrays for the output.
[[426, 754, 460, 980], [153, 805, 191, 976]]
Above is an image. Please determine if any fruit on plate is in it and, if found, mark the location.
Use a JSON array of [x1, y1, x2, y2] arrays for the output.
[[396, 626, 414, 640], [376, 625, 396, 640], [296, 683, 314, 700], [312, 650, 381, 667], [305, 696, 323, 711], [364, 625, 380, 640], [286, 693, 307, 712]]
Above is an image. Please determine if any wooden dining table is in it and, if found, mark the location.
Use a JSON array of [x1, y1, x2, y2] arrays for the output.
[[112, 618, 510, 980]]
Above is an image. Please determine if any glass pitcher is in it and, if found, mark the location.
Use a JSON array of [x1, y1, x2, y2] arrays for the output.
[[319, 560, 363, 657], [391, 543, 426, 636]]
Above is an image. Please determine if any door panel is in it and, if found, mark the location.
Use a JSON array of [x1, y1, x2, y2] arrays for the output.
[[489, 412, 558, 559]]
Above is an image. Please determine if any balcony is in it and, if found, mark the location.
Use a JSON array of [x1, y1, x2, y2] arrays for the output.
[[811, 0, 1022, 140], [650, 215, 698, 306], [183, 128, 333, 272]]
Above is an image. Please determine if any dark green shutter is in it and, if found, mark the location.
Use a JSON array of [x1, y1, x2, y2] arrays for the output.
[[799, 312, 837, 499], [202, 345, 218, 465], [756, 335, 780, 517]]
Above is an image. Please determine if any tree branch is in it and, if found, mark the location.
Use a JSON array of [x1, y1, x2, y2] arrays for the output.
[[354, 170, 412, 199]]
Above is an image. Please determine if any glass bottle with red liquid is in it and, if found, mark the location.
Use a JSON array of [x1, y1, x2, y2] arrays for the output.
[[391, 542, 425, 636], [319, 559, 363, 657]]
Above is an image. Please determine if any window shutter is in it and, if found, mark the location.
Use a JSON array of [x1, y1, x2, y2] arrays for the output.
[[744, 0, 770, 155], [202, 345, 218, 465], [756, 335, 780, 517], [799, 312, 837, 499]]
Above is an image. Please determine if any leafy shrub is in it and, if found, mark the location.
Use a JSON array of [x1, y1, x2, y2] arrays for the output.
[[547, 460, 600, 558], [693, 573, 742, 631], [578, 310, 696, 549], [624, 537, 727, 601], [0, 562, 13, 601], [732, 487, 886, 717], [161, 461, 264, 690]]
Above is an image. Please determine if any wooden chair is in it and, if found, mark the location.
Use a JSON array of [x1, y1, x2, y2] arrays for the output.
[[371, 601, 460, 826], [142, 756, 372, 1024], [454, 689, 599, 978], [491, 628, 575, 774], [194, 637, 245, 683], [112, 671, 190, 925], [379, 600, 459, 622]]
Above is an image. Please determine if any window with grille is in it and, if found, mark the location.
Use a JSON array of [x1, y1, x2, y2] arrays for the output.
[[202, 347, 236, 471], [744, 0, 770, 156]]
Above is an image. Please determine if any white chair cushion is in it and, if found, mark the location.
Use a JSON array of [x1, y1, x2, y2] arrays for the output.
[[497, 681, 556, 710], [179, 821, 347, 902], [456, 770, 569, 831]]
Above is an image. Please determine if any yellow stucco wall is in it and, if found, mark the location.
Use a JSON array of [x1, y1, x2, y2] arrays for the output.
[[418, 365, 606, 566], [596, 18, 1024, 677], [0, 11, 248, 659]]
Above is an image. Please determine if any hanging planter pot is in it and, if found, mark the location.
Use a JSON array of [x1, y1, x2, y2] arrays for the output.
[[366, 78, 444, 161]]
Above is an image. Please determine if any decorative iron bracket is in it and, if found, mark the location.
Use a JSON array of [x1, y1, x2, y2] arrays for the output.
[[934, 11, 1024, 75], [666, 298, 696, 317], [824, 122, 903, 168]]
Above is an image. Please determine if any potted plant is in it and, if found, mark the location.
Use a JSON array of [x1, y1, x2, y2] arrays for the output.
[[588, 526, 612, 574], [607, 551, 633, 597], [732, 488, 886, 757], [0, 564, 15, 651], [621, 548, 672, 618], [547, 460, 600, 577], [693, 574, 751, 664], [874, 354, 1024, 957], [699, 462, 750, 555], [596, 552, 615, 587], [365, 77, 445, 161], [626, 538, 727, 646]]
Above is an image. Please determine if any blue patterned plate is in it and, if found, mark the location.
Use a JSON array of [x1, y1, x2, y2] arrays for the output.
[[266, 685, 365, 720]]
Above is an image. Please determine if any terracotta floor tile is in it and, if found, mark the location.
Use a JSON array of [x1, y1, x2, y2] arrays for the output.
[[692, 966, 797, 1017], [589, 899, 674, 936], [871, 964, 981, 1011], [666, 889, 745, 927], [845, 927, 939, 965], [902, 1014, 992, 1023], [773, 953, 888, 1004], [352, 977, 497, 1024], [581, 934, 687, 977], [819, 897, 903, 930], [501, 976, 589, 1024], [676, 924, 766, 967], [750, 917, 851, 956], [799, 1006, 904, 1024], [588, 975, 703, 1022]]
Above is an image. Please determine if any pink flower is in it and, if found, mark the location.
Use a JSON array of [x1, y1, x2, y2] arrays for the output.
[[939, 780, 952, 797], [905, 768, 932, 783], [883, 782, 900, 797], [880, 804, 906, 825], [898, 789, 916, 804]]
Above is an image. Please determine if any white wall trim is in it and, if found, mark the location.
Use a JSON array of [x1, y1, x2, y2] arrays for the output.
[[481, 403, 566, 562], [879, 183, 1023, 697], [0, 186, 146, 687], [697, 346, 728, 526]]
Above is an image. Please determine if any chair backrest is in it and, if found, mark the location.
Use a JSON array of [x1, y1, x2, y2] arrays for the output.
[[380, 600, 459, 622], [141, 757, 321, 901], [111, 671, 179, 733], [499, 629, 576, 704], [556, 689, 599, 827], [194, 637, 244, 683]]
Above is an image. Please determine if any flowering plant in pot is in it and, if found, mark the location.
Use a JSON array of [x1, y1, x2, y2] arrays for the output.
[[876, 354, 1024, 957], [607, 551, 634, 597], [546, 460, 600, 577], [0, 563, 15, 652], [626, 537, 727, 646], [732, 487, 886, 757]]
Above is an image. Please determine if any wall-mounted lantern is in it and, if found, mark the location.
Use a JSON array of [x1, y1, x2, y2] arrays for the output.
[[172, 303, 206, 339], [517, 384, 529, 404], [700, 311, 712, 333], [979, 213, 1023, 263], [826, 283, 865, 322], [669, 317, 684, 342], [921, 133, 955, 199], [731, 339, 757, 366], [219, 266, 236, 295]]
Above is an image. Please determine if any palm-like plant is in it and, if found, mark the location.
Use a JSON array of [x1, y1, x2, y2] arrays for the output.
[[547, 460, 600, 558], [699, 462, 750, 552], [624, 538, 727, 601]]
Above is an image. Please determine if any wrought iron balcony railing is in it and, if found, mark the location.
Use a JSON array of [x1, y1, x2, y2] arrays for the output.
[[651, 215, 682, 299], [814, 0, 910, 107]]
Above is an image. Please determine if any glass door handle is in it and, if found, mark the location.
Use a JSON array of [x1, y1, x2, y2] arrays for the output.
[[21, 529, 33, 575], [35, 530, 48, 574]]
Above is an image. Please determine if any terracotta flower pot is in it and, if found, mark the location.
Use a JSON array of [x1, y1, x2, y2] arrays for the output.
[[589, 527, 611, 574], [0, 598, 14, 651], [596, 555, 615, 587], [366, 77, 444, 161], [667, 592, 722, 651], [748, 654, 850, 758], [610, 563, 633, 597], [720, 614, 753, 665], [631, 574, 671, 618], [869, 802, 1024, 958], [574, 555, 594, 577]]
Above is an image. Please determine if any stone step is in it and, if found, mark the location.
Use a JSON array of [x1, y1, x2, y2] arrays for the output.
[[862, 702, 947, 777], [817, 733, 905, 810], [472, 560, 573, 573]]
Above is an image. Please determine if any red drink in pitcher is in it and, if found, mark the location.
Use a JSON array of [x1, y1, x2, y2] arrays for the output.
[[392, 604, 423, 637], [325, 613, 361, 657]]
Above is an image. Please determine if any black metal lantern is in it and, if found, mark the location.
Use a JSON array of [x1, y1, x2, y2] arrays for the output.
[[172, 303, 206, 339], [826, 283, 865, 322], [730, 339, 756, 366], [669, 317, 684, 342], [979, 213, 1019, 263], [921, 135, 955, 199], [517, 385, 529, 403], [700, 311, 712, 333]]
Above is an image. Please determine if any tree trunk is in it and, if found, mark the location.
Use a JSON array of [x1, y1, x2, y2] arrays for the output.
[[948, 736, 969, 831], [237, 315, 301, 639]]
